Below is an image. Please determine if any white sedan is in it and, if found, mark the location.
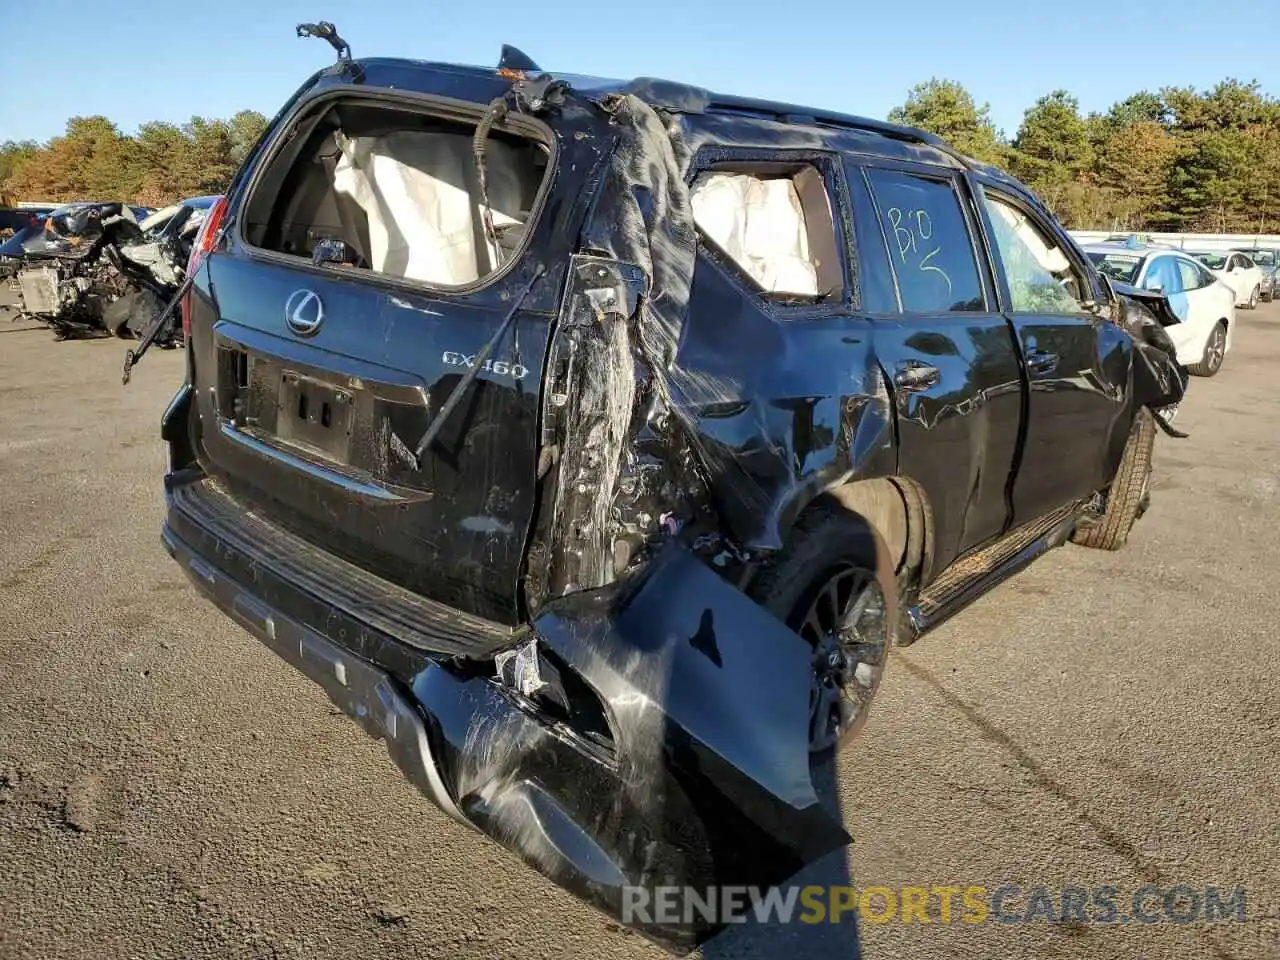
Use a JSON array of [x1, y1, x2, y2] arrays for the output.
[[1084, 242, 1235, 377], [1187, 249, 1266, 309]]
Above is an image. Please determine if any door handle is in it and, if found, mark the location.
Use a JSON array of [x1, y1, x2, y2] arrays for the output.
[[1026, 350, 1059, 376], [893, 361, 940, 392]]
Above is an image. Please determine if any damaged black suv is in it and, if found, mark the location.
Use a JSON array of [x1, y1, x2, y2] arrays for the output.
[[156, 38, 1187, 952]]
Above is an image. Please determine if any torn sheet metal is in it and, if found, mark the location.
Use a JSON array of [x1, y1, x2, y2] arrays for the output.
[[1113, 287, 1189, 436], [527, 89, 894, 609], [415, 543, 851, 950]]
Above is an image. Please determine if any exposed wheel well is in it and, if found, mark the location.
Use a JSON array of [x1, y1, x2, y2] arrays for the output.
[[782, 477, 934, 586]]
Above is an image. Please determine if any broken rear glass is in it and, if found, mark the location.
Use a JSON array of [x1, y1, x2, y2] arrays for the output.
[[241, 98, 553, 289]]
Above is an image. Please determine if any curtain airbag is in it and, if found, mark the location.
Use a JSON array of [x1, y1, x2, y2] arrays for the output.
[[333, 130, 525, 285], [690, 173, 820, 296]]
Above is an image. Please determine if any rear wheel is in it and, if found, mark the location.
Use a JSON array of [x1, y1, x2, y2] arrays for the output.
[[1071, 408, 1156, 551], [749, 505, 890, 758], [1188, 321, 1227, 377]]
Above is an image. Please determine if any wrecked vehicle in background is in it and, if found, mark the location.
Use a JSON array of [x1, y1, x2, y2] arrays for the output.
[[1, 199, 207, 343], [146, 30, 1189, 953], [0, 205, 56, 242], [0, 208, 55, 278]]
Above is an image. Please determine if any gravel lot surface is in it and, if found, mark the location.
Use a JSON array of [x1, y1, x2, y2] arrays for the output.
[[1, 293, 1277, 960]]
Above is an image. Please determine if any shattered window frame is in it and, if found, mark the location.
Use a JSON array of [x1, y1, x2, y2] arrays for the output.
[[972, 179, 1098, 316], [684, 147, 853, 316], [979, 192, 1090, 315], [234, 88, 561, 302]]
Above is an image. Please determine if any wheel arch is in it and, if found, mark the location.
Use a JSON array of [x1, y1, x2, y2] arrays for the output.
[[760, 474, 935, 590]]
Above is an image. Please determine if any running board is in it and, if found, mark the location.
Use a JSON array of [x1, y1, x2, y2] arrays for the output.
[[904, 502, 1084, 642]]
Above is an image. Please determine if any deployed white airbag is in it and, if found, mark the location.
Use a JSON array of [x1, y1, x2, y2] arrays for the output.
[[333, 130, 525, 285], [690, 173, 820, 296]]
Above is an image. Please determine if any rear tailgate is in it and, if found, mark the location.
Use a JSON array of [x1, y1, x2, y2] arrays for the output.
[[187, 72, 603, 627]]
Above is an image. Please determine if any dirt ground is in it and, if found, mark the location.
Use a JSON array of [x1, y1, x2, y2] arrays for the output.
[[0, 293, 1277, 960]]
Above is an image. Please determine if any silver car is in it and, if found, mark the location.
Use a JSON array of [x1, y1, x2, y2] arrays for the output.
[[1238, 248, 1278, 301]]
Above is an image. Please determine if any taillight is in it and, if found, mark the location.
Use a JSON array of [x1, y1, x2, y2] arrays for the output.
[[182, 195, 229, 337]]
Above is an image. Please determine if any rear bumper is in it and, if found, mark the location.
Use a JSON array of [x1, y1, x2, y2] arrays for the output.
[[162, 517, 468, 822], [162, 470, 849, 952]]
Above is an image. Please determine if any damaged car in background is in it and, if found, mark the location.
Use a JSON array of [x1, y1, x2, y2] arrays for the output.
[[140, 26, 1190, 953], [1, 197, 215, 343]]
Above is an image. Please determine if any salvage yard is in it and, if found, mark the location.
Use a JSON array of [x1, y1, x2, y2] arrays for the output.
[[0, 293, 1277, 960]]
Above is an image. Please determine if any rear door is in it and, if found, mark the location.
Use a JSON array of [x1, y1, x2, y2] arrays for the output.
[[974, 185, 1132, 522], [188, 88, 594, 626], [852, 161, 1024, 575]]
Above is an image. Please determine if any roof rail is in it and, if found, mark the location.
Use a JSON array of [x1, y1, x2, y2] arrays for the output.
[[615, 79, 949, 153], [703, 93, 945, 149]]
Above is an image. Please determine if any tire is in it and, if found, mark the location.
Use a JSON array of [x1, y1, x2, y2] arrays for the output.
[[1071, 408, 1156, 551], [1247, 286, 1259, 310], [1188, 321, 1227, 377], [748, 503, 890, 758]]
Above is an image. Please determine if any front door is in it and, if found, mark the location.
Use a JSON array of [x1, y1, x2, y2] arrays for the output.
[[975, 186, 1132, 523]]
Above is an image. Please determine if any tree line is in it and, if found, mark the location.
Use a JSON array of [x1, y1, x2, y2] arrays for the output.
[[889, 78, 1279, 234], [0, 111, 269, 209], [1, 77, 1277, 232]]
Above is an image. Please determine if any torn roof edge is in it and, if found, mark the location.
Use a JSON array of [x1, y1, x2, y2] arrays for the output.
[[343, 57, 978, 168]]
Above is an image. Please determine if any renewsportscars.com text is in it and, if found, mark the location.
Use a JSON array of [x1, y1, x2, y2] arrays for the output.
[[622, 884, 1248, 926]]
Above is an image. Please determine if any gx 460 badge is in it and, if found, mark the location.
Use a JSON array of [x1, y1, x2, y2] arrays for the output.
[[441, 351, 529, 380]]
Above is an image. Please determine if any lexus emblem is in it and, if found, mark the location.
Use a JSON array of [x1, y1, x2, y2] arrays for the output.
[[284, 289, 324, 337]]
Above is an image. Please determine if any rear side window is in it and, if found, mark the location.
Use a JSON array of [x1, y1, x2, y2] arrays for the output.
[[690, 162, 843, 301], [241, 98, 552, 288], [863, 168, 984, 313], [1176, 258, 1209, 291]]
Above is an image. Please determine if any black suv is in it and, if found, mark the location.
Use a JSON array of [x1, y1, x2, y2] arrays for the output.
[[157, 44, 1186, 950]]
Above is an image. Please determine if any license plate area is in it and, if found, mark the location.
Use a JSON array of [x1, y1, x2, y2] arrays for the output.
[[274, 370, 354, 463]]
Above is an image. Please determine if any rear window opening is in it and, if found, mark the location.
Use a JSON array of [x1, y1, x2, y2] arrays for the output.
[[242, 98, 553, 288], [690, 162, 843, 301]]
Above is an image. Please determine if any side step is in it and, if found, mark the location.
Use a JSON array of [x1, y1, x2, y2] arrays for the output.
[[904, 502, 1083, 642]]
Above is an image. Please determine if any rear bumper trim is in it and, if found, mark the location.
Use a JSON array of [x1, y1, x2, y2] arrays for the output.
[[166, 474, 517, 660]]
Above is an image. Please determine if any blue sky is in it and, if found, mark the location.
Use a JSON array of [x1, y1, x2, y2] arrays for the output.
[[3, 0, 1277, 143]]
